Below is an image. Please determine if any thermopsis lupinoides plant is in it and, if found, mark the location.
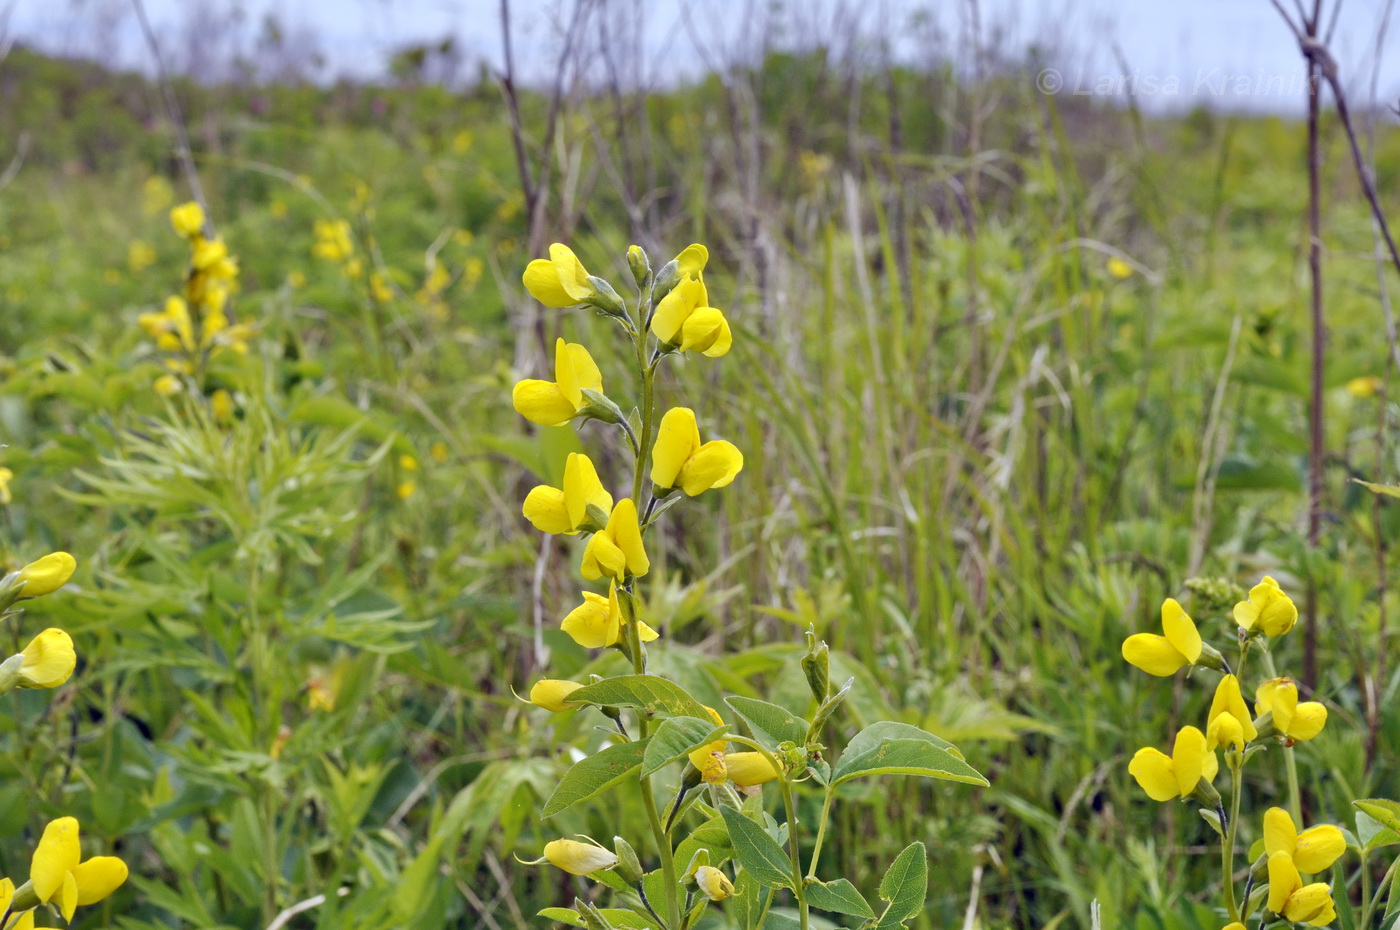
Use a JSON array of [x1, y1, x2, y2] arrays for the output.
[[512, 242, 989, 930], [1124, 578, 1400, 929]]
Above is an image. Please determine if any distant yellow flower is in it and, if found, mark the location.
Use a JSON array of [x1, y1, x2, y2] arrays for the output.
[[127, 239, 157, 273], [370, 271, 394, 303], [581, 499, 649, 582], [1107, 257, 1133, 280], [1121, 598, 1202, 676], [154, 374, 182, 397], [1256, 678, 1327, 743], [288, 270, 306, 289], [1263, 807, 1344, 873], [451, 130, 474, 155], [400, 455, 419, 472], [522, 244, 596, 308], [542, 839, 617, 876], [523, 453, 612, 536], [695, 865, 735, 901], [651, 407, 744, 496], [429, 442, 449, 463], [17, 552, 76, 598], [19, 629, 75, 688], [0, 466, 11, 505], [1233, 575, 1297, 637], [1208, 674, 1259, 744], [270, 199, 288, 219], [512, 338, 605, 427], [307, 672, 335, 712], [453, 227, 475, 248], [1128, 725, 1218, 802], [30, 817, 128, 921], [396, 481, 417, 500], [312, 219, 354, 262], [190, 236, 236, 276], [210, 389, 235, 425], [652, 275, 732, 357], [529, 679, 583, 712], [169, 201, 206, 238], [1267, 851, 1336, 925], [143, 176, 174, 215], [724, 752, 781, 787], [1347, 375, 1383, 398], [560, 581, 659, 649]]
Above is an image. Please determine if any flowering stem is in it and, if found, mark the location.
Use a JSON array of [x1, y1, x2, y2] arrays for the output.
[[1222, 760, 1243, 922], [778, 777, 810, 930]]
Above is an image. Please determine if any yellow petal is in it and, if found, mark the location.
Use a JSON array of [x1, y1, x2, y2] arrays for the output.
[[1127, 747, 1178, 802], [679, 306, 728, 355], [20, 629, 76, 689], [695, 864, 734, 902], [700, 311, 732, 357], [677, 440, 743, 496], [72, 856, 128, 905], [561, 592, 619, 648], [1264, 807, 1298, 857], [1201, 748, 1219, 783], [675, 243, 708, 279], [1206, 712, 1244, 752], [522, 486, 573, 536], [1268, 851, 1302, 915], [563, 342, 603, 396], [512, 379, 575, 427], [16, 552, 77, 598], [1210, 675, 1258, 743], [635, 619, 661, 642], [1289, 702, 1328, 741], [724, 752, 781, 787], [608, 499, 649, 579], [548, 243, 594, 301], [59, 871, 77, 922], [651, 407, 701, 489], [542, 839, 617, 876], [169, 201, 205, 238], [1294, 825, 1345, 874], [1170, 725, 1208, 797], [1284, 882, 1335, 925], [652, 276, 702, 343], [0, 876, 13, 913], [522, 258, 574, 308], [1121, 634, 1189, 677], [1265, 678, 1299, 735], [688, 706, 728, 768], [1160, 598, 1202, 664], [581, 532, 627, 582], [563, 454, 612, 531], [1233, 598, 1261, 632], [30, 817, 80, 903], [529, 679, 583, 712]]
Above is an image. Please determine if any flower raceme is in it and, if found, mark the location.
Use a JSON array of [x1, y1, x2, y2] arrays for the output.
[[1256, 678, 1327, 743], [1121, 598, 1223, 676], [522, 453, 612, 535], [1234, 575, 1298, 637], [651, 407, 744, 497], [1262, 807, 1345, 874], [30, 817, 128, 922], [561, 582, 659, 649], [1128, 725, 1219, 802], [580, 500, 649, 582], [512, 338, 606, 427], [1266, 851, 1337, 926]]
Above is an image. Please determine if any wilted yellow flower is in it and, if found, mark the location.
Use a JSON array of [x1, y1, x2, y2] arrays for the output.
[[651, 407, 744, 496], [1347, 375, 1383, 398], [652, 275, 732, 357], [1208, 674, 1259, 744], [1107, 257, 1133, 280], [1263, 807, 1344, 873], [523, 453, 612, 536], [512, 338, 605, 427], [560, 581, 659, 649], [17, 552, 76, 598], [724, 752, 781, 787], [1233, 576, 1297, 637], [522, 244, 595, 308], [581, 499, 649, 582], [19, 629, 76, 688], [1121, 598, 1202, 676], [1127, 725, 1218, 802], [128, 239, 157, 273], [0, 467, 11, 505], [529, 679, 583, 712], [169, 201, 206, 238], [30, 817, 129, 921], [1256, 678, 1327, 743], [1267, 851, 1336, 925], [542, 839, 618, 876], [695, 865, 735, 901]]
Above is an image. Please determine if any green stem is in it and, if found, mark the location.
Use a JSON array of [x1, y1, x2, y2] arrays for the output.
[[806, 787, 835, 879], [1363, 854, 1400, 929], [779, 778, 810, 930], [1222, 761, 1243, 922]]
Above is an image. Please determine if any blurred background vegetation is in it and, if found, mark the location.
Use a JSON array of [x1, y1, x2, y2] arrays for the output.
[[2, 2, 1400, 928]]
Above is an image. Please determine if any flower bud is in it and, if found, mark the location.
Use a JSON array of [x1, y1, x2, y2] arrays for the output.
[[577, 389, 625, 426], [19, 629, 76, 689], [801, 630, 830, 701], [627, 245, 650, 287], [529, 679, 583, 713], [584, 277, 628, 318], [16, 552, 77, 599], [724, 752, 781, 787], [695, 865, 734, 902], [543, 839, 618, 876], [612, 837, 644, 884], [651, 259, 681, 302]]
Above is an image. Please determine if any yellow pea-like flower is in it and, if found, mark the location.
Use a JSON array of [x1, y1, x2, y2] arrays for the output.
[[652, 276, 732, 357], [169, 201, 205, 238], [1263, 807, 1345, 874], [19, 629, 75, 689], [674, 243, 708, 280], [687, 706, 728, 770], [1127, 725, 1218, 802], [724, 752, 782, 787], [29, 817, 129, 922], [1107, 257, 1133, 280], [560, 581, 659, 649], [522, 243, 596, 308], [0, 466, 12, 505], [1267, 851, 1336, 926], [1121, 598, 1202, 676], [651, 407, 744, 497], [580, 500, 649, 582], [542, 838, 618, 876], [1256, 678, 1327, 743], [512, 338, 605, 427], [695, 865, 735, 901], [17, 552, 77, 598], [528, 679, 583, 712], [1207, 674, 1258, 744], [1206, 711, 1245, 752], [521, 453, 612, 536], [1233, 575, 1298, 637]]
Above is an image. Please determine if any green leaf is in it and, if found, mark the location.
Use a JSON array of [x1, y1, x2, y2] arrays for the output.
[[720, 806, 793, 889], [537, 907, 658, 929], [805, 877, 874, 918], [1354, 479, 1400, 500], [725, 696, 809, 747], [1356, 811, 1400, 851], [567, 675, 710, 720], [1355, 799, 1400, 835], [873, 842, 928, 929], [728, 872, 763, 930], [807, 677, 855, 743], [832, 723, 987, 788], [674, 816, 734, 876], [641, 716, 727, 777], [542, 739, 650, 818]]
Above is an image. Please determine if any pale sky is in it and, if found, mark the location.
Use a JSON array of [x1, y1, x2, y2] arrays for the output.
[[7, 0, 1400, 114]]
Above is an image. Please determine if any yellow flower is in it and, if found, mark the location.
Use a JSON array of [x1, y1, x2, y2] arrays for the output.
[[1127, 725, 1218, 802], [724, 752, 781, 787], [581, 500, 649, 582], [1233, 575, 1297, 637], [0, 877, 36, 930], [1208, 674, 1259, 744], [522, 244, 596, 308], [651, 407, 744, 496], [370, 271, 394, 303], [1263, 807, 1344, 873], [651, 275, 732, 357], [396, 481, 417, 500], [19, 629, 75, 688], [210, 389, 235, 424], [312, 219, 354, 262], [1121, 598, 1202, 676], [1256, 678, 1327, 743], [154, 374, 183, 397], [127, 239, 156, 273], [1107, 257, 1133, 280], [688, 706, 728, 771], [695, 865, 735, 901], [430, 442, 449, 463], [29, 817, 128, 921], [17, 552, 76, 598], [542, 839, 618, 876], [1267, 851, 1336, 925], [512, 338, 605, 427], [191, 237, 238, 280], [560, 581, 659, 649], [522, 453, 612, 536], [1206, 712, 1245, 752], [452, 130, 474, 155], [0, 466, 12, 505], [1348, 375, 1383, 398], [169, 201, 206, 238], [529, 679, 583, 712]]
